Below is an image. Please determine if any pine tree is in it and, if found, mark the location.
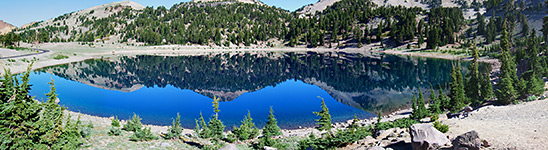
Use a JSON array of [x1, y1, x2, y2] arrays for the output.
[[123, 113, 143, 132], [438, 84, 449, 110], [207, 96, 225, 140], [198, 112, 210, 138], [164, 113, 183, 139], [527, 72, 545, 97], [449, 62, 466, 111], [496, 20, 518, 105], [466, 47, 482, 106], [313, 97, 332, 131], [412, 88, 429, 119], [428, 85, 442, 114], [260, 106, 281, 146], [233, 110, 259, 140], [480, 72, 494, 101], [109, 116, 122, 136]]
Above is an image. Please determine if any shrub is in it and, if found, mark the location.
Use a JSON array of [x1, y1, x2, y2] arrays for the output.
[[130, 127, 158, 141], [53, 54, 69, 60], [433, 121, 449, 133], [299, 126, 372, 149], [109, 116, 121, 136], [123, 113, 142, 132]]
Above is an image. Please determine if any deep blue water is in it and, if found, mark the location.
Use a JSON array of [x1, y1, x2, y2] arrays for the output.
[[25, 52, 484, 129], [28, 72, 371, 129]]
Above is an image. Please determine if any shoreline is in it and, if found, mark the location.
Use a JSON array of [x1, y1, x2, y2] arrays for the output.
[[1, 42, 499, 75]]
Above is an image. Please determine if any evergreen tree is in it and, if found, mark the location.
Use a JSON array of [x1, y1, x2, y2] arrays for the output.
[[428, 85, 442, 114], [438, 84, 449, 110], [496, 20, 518, 105], [412, 88, 429, 119], [198, 112, 210, 138], [526, 72, 545, 97], [207, 96, 225, 140], [164, 113, 183, 139], [480, 72, 494, 101], [109, 116, 122, 136], [449, 62, 466, 111], [123, 113, 143, 132], [233, 111, 259, 141], [466, 47, 482, 106], [260, 106, 281, 146], [313, 97, 332, 131]]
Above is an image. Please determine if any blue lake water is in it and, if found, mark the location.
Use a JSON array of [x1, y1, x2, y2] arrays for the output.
[[26, 52, 484, 129]]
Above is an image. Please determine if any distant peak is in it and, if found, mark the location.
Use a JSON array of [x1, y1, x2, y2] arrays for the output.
[[0, 20, 17, 35]]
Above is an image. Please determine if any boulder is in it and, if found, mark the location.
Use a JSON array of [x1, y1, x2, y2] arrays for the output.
[[410, 123, 450, 150], [220, 144, 239, 150], [375, 128, 396, 140], [451, 131, 481, 150]]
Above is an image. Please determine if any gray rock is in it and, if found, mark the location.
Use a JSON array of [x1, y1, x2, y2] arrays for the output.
[[263, 146, 277, 150], [451, 131, 481, 150], [220, 144, 239, 150], [410, 123, 450, 150], [375, 128, 396, 140], [462, 106, 473, 112], [367, 146, 385, 150]]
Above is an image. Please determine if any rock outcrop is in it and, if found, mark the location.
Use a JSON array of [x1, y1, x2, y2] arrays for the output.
[[410, 123, 449, 150], [451, 131, 481, 150]]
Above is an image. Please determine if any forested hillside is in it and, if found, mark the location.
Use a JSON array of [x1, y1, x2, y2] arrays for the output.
[[13, 0, 468, 49]]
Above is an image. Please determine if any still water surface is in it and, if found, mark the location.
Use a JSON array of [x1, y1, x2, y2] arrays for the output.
[[27, 52, 476, 129]]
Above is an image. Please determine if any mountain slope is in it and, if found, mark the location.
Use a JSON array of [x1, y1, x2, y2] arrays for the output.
[[0, 20, 16, 35], [297, 0, 342, 14]]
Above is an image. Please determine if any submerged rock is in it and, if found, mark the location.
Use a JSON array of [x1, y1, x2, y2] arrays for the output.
[[410, 123, 449, 150], [451, 131, 481, 150]]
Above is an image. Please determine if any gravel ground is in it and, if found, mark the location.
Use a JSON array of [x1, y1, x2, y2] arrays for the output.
[[443, 98, 548, 149]]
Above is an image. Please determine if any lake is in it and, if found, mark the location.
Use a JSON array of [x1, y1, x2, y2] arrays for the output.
[[27, 52, 477, 129]]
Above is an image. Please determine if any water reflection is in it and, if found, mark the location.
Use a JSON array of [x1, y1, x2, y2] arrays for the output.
[[29, 52, 482, 128]]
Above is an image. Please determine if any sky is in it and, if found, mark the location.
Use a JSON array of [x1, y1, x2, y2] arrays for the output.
[[0, 0, 317, 27]]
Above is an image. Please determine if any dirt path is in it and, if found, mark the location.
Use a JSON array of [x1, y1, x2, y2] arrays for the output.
[[443, 98, 548, 149], [0, 48, 49, 60]]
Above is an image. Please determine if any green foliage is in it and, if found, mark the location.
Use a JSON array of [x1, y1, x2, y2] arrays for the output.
[[232, 111, 259, 141], [207, 96, 225, 140], [299, 126, 372, 149], [53, 54, 69, 60], [0, 65, 85, 149], [411, 89, 429, 120], [313, 96, 332, 131], [197, 112, 210, 138], [466, 47, 482, 106], [428, 86, 442, 114], [433, 121, 449, 133], [130, 127, 158, 142], [164, 113, 183, 139], [449, 62, 466, 111], [123, 113, 143, 132], [260, 106, 282, 147]]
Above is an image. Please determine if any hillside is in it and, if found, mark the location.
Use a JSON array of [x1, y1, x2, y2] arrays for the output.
[[16, 1, 144, 43], [297, 0, 342, 14], [0, 20, 16, 35], [16, 0, 547, 50]]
